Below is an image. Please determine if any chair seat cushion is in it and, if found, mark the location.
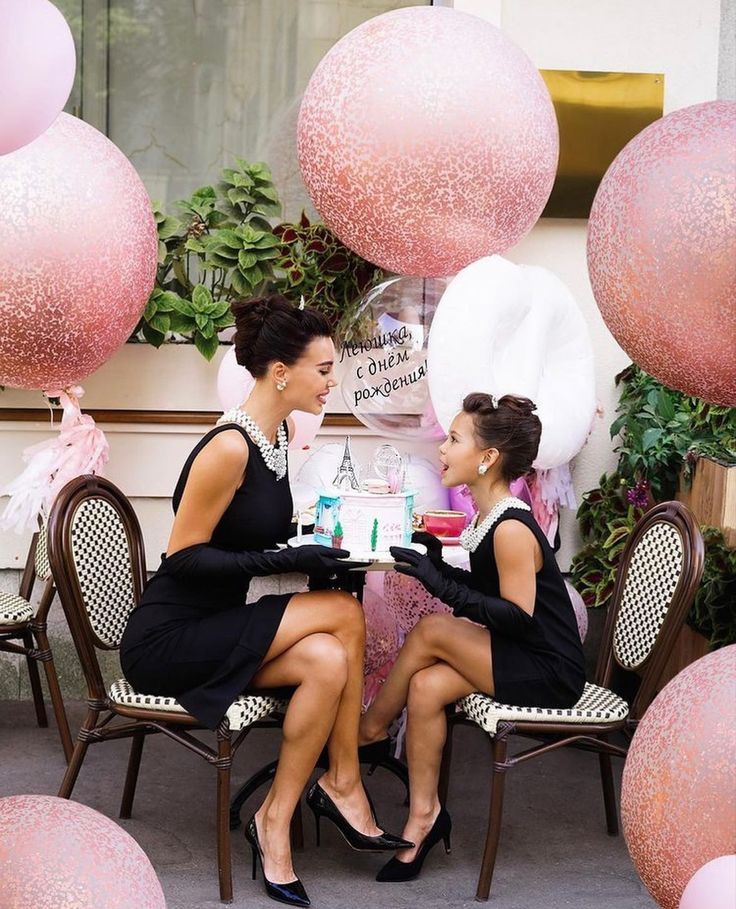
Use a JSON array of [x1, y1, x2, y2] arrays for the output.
[[109, 678, 289, 731], [459, 682, 629, 734], [0, 592, 33, 625]]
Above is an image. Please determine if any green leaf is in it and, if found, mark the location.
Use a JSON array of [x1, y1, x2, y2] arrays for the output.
[[238, 250, 258, 270], [194, 332, 220, 360], [141, 322, 166, 347], [192, 285, 214, 310], [216, 229, 244, 250], [185, 238, 207, 253], [642, 428, 664, 451], [171, 296, 195, 317], [212, 312, 235, 329], [210, 300, 231, 319], [149, 312, 171, 334], [168, 312, 195, 334], [157, 215, 182, 240], [230, 270, 249, 296], [156, 291, 183, 312]]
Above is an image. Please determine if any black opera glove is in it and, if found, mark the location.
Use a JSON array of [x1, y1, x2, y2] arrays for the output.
[[163, 542, 369, 581], [410, 531, 478, 589], [389, 546, 534, 641]]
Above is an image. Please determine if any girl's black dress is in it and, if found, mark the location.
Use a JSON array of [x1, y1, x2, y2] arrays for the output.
[[470, 505, 585, 708], [120, 423, 294, 728]]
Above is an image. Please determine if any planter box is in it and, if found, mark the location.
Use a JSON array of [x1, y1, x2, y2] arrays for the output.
[[677, 455, 736, 548]]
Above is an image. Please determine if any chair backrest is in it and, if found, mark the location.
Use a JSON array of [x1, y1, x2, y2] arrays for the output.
[[47, 475, 147, 701], [34, 525, 52, 581], [595, 501, 704, 720]]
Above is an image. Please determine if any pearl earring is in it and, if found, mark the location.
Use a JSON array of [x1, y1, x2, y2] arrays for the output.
[[276, 379, 287, 391], [477, 463, 488, 476]]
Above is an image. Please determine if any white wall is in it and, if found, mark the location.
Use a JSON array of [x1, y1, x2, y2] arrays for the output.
[[0, 0, 726, 573]]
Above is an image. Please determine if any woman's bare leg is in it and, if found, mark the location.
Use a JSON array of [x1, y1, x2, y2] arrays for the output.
[[248, 590, 379, 881], [248, 632, 348, 882], [360, 613, 494, 745]]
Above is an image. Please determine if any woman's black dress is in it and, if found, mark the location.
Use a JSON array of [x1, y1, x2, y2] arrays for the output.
[[120, 423, 294, 728], [470, 505, 585, 708]]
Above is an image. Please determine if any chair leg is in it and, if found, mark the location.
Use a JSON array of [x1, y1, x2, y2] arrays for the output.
[[597, 737, 619, 836], [216, 730, 234, 903], [35, 630, 74, 763], [120, 729, 146, 819], [476, 735, 509, 901], [58, 706, 99, 799], [22, 630, 48, 728]]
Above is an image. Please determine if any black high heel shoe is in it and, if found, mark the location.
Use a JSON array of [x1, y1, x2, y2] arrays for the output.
[[375, 807, 452, 882], [244, 814, 310, 907], [305, 780, 414, 852]]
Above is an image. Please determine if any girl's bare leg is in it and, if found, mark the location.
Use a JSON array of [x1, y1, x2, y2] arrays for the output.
[[360, 612, 494, 745]]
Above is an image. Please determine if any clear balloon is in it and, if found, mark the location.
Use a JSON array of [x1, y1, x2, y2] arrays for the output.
[[216, 346, 324, 451], [0, 114, 157, 389], [298, 6, 558, 276], [588, 101, 736, 406], [0, 0, 76, 156], [340, 275, 447, 440]]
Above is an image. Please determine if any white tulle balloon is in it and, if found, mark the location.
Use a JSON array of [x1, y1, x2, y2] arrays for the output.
[[216, 346, 324, 450], [427, 256, 596, 469], [294, 442, 344, 493], [404, 454, 450, 514]]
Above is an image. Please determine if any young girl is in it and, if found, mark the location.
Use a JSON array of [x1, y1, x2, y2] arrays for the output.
[[359, 393, 586, 882], [120, 295, 409, 908]]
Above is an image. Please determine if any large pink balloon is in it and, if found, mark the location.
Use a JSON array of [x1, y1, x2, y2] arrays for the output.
[[216, 346, 324, 450], [0, 795, 165, 908], [0, 0, 76, 156], [0, 114, 157, 390], [588, 101, 736, 406], [298, 7, 558, 277], [621, 646, 736, 909], [680, 856, 736, 909]]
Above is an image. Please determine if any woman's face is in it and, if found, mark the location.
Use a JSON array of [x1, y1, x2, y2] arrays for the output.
[[280, 336, 337, 414], [437, 411, 494, 487]]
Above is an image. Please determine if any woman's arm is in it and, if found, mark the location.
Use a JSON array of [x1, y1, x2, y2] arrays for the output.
[[492, 520, 542, 619], [166, 429, 249, 557]]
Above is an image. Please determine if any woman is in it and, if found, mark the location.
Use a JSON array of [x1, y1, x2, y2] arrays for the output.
[[359, 393, 586, 882], [120, 295, 410, 908]]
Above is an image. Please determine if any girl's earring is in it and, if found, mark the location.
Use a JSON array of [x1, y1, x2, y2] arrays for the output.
[[477, 462, 488, 476], [276, 379, 287, 392]]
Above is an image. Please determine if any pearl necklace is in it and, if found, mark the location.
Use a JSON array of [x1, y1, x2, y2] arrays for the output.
[[217, 408, 288, 480], [460, 496, 531, 553]]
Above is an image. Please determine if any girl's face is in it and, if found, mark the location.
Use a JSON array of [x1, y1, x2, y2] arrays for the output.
[[277, 336, 337, 414], [437, 411, 496, 487]]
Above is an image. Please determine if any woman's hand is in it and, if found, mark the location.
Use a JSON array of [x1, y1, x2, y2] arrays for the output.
[[410, 531, 444, 569], [390, 546, 444, 596], [292, 545, 370, 575]]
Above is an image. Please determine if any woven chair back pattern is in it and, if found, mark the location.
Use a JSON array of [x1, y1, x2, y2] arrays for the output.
[[70, 498, 137, 649], [612, 521, 684, 670], [34, 525, 52, 581]]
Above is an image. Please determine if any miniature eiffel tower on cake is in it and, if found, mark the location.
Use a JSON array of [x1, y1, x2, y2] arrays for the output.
[[333, 436, 360, 491]]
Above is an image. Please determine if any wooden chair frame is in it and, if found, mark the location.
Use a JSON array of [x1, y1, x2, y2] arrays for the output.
[[47, 474, 289, 904], [0, 529, 73, 761], [437, 501, 705, 901]]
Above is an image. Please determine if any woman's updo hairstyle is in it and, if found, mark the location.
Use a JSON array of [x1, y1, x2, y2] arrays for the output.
[[231, 293, 332, 377], [462, 392, 542, 482]]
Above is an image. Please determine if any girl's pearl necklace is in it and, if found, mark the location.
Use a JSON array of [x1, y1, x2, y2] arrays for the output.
[[460, 496, 531, 552], [217, 408, 288, 480]]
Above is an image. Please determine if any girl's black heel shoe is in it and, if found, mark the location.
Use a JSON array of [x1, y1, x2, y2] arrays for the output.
[[305, 780, 414, 852], [244, 815, 311, 907], [375, 807, 452, 882]]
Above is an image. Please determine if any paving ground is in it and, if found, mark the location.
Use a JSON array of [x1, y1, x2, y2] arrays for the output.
[[0, 699, 655, 909]]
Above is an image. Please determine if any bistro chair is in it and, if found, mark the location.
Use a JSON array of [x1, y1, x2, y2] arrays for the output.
[[438, 501, 704, 900], [0, 525, 73, 761], [47, 474, 290, 903]]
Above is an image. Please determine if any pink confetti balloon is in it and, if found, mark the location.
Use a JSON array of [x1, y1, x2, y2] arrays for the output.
[[298, 6, 558, 277], [384, 569, 452, 634], [0, 113, 157, 390], [216, 345, 325, 450], [588, 101, 736, 406], [621, 646, 736, 909], [0, 0, 76, 156], [0, 795, 166, 909], [362, 572, 400, 675]]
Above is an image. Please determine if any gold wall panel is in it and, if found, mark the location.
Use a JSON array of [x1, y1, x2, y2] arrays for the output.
[[540, 70, 665, 218]]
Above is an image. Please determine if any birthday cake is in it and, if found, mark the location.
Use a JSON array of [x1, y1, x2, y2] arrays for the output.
[[313, 440, 415, 557]]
